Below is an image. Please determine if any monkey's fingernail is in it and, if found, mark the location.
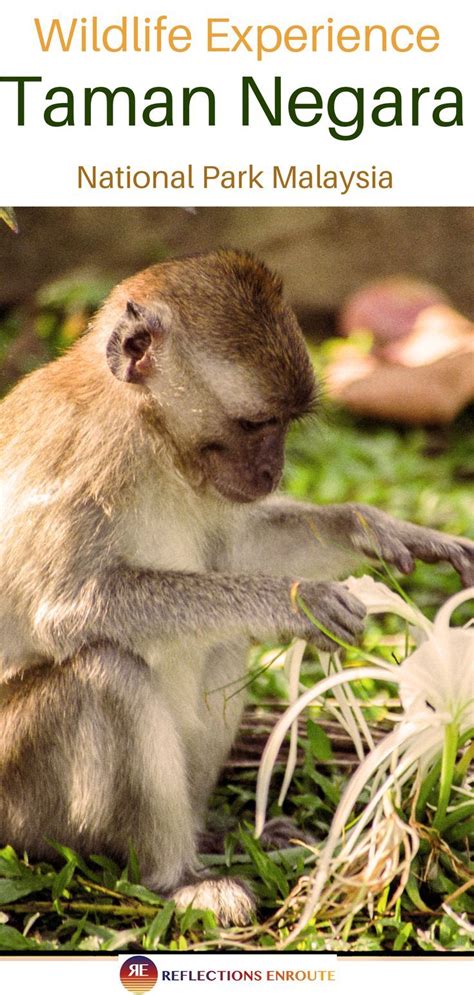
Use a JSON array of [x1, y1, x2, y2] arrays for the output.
[[290, 581, 301, 611], [398, 552, 414, 574]]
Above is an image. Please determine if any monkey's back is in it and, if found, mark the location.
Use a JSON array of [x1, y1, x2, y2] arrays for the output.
[[0, 342, 156, 678]]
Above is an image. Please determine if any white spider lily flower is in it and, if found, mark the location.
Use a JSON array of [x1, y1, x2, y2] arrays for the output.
[[398, 588, 474, 729], [276, 647, 375, 812], [255, 580, 474, 946], [278, 639, 306, 807], [345, 574, 433, 637]]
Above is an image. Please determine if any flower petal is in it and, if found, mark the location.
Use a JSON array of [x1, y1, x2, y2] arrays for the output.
[[434, 586, 474, 632], [278, 639, 306, 806], [255, 665, 399, 837], [345, 575, 432, 635]]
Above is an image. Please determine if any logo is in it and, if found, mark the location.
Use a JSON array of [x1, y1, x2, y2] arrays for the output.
[[120, 956, 158, 994]]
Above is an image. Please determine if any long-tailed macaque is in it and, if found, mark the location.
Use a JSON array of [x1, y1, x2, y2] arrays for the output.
[[0, 251, 472, 925]]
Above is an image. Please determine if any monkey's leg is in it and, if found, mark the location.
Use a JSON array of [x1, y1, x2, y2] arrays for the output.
[[0, 645, 256, 924], [0, 645, 196, 892], [187, 639, 248, 830]]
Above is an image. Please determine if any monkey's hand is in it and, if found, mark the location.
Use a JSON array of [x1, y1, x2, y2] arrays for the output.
[[332, 503, 474, 586], [279, 580, 366, 651]]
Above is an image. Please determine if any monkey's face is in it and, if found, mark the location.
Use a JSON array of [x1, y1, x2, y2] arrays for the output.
[[104, 252, 318, 503], [198, 414, 287, 503]]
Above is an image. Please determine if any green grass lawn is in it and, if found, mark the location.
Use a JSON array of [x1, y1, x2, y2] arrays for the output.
[[1, 404, 472, 953]]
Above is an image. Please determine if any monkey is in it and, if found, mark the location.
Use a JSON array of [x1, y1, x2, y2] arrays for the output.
[[0, 250, 473, 927]]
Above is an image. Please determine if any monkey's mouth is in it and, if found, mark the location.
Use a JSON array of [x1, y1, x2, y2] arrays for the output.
[[199, 443, 283, 503], [212, 481, 261, 503], [209, 471, 281, 504]]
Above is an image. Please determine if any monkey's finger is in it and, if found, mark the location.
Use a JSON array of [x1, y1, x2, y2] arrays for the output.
[[363, 536, 415, 574], [306, 614, 364, 648], [329, 591, 367, 635], [309, 625, 358, 651], [332, 611, 366, 641], [334, 587, 367, 620], [308, 631, 344, 652], [398, 528, 474, 584], [436, 543, 474, 586], [297, 584, 366, 640]]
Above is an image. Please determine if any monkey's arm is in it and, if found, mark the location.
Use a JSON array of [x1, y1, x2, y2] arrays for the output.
[[238, 497, 474, 585], [33, 564, 366, 660]]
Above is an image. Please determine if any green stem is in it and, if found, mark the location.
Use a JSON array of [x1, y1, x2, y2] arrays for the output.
[[432, 722, 459, 831], [448, 817, 474, 843], [415, 757, 442, 821], [441, 803, 474, 831], [455, 740, 474, 781], [416, 730, 472, 823], [201, 845, 313, 866], [6, 900, 158, 917], [459, 726, 474, 747]]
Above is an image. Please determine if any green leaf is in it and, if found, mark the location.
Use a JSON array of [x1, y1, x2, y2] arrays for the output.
[[103, 927, 147, 951], [89, 854, 121, 874], [239, 831, 289, 898], [179, 905, 215, 934], [393, 922, 413, 951], [47, 841, 76, 863], [308, 770, 340, 806], [144, 901, 176, 947], [114, 880, 164, 905], [126, 843, 141, 884], [89, 853, 122, 884], [0, 925, 39, 950], [446, 816, 474, 843], [405, 869, 432, 913], [47, 841, 90, 876], [376, 885, 390, 915], [223, 831, 238, 868], [80, 922, 116, 942], [0, 207, 18, 233], [0, 875, 52, 903], [51, 859, 77, 900], [67, 913, 89, 948], [0, 845, 25, 877], [306, 719, 333, 761]]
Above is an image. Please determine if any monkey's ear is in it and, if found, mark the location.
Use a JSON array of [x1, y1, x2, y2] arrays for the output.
[[106, 300, 167, 383]]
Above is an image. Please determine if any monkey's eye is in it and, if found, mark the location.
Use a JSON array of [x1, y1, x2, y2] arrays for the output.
[[238, 417, 279, 433]]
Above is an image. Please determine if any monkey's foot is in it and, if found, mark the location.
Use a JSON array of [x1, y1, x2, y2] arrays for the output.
[[259, 816, 316, 850], [171, 876, 256, 927]]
